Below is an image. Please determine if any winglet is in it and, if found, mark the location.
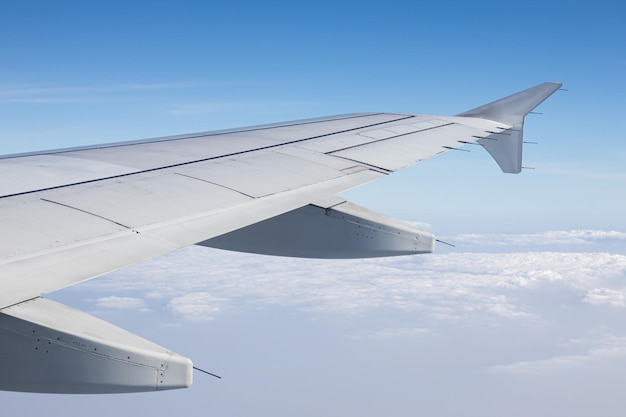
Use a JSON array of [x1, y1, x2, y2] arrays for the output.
[[458, 82, 562, 126], [458, 82, 562, 173]]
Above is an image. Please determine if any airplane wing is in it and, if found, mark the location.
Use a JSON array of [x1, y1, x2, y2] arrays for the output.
[[0, 82, 562, 393]]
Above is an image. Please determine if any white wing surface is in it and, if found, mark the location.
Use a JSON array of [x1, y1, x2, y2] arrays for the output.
[[0, 82, 562, 393]]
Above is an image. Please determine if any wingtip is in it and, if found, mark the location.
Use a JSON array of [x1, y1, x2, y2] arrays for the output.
[[546, 81, 563, 90]]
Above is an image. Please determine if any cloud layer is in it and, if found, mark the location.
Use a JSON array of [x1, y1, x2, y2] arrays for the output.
[[56, 229, 626, 380], [76, 231, 626, 325], [447, 229, 626, 249]]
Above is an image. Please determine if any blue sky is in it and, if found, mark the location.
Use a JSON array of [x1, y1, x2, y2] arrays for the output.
[[1, 1, 625, 416]]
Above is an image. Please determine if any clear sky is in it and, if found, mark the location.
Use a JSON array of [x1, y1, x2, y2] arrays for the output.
[[1, 1, 625, 416]]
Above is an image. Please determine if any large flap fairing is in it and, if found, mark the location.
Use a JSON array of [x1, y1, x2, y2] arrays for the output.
[[200, 201, 435, 258], [0, 298, 192, 393]]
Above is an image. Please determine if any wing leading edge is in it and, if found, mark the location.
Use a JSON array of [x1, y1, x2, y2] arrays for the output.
[[0, 83, 562, 393]]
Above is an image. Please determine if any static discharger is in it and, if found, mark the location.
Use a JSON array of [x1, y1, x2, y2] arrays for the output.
[[442, 146, 470, 152], [193, 366, 222, 379]]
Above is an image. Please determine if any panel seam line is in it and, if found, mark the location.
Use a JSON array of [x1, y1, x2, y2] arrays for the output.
[[40, 198, 132, 229]]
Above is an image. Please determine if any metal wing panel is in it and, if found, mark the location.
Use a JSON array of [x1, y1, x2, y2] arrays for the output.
[[294, 116, 438, 153], [295, 116, 504, 159], [327, 122, 483, 171], [60, 136, 277, 170], [0, 198, 126, 259], [39, 171, 252, 229], [0, 155, 136, 197], [296, 132, 388, 154], [20, 113, 406, 172], [38, 150, 349, 230], [355, 118, 448, 140], [174, 150, 347, 198], [274, 147, 360, 171], [218, 115, 402, 142]]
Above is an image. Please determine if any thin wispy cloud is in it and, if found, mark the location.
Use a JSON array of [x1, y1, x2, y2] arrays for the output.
[[403, 220, 433, 231], [0, 86, 96, 96], [96, 295, 148, 310], [540, 166, 626, 183], [167, 99, 318, 116], [0, 82, 196, 104], [351, 327, 430, 340], [450, 229, 626, 247], [116, 82, 195, 91], [488, 333, 626, 374], [167, 292, 225, 321], [2, 97, 97, 104]]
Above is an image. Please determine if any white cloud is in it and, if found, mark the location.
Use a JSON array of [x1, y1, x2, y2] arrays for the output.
[[167, 292, 224, 321], [488, 334, 626, 374], [96, 296, 147, 310], [0, 83, 194, 104], [583, 288, 626, 307], [541, 166, 626, 183], [167, 99, 315, 116], [351, 327, 430, 340], [79, 242, 626, 324], [403, 220, 433, 231], [488, 353, 594, 373], [56, 229, 626, 413], [451, 230, 626, 247]]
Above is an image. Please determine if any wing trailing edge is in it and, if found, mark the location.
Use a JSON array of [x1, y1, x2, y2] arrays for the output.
[[458, 82, 562, 173]]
